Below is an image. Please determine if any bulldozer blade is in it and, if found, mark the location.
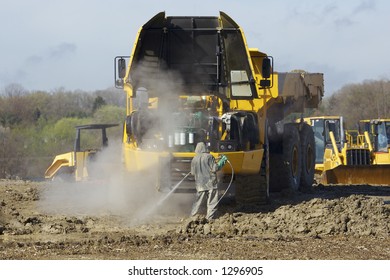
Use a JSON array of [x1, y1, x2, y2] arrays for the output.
[[320, 165, 390, 186]]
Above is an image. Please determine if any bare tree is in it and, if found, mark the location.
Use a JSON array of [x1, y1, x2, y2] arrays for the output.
[[2, 83, 28, 97], [322, 79, 390, 128]]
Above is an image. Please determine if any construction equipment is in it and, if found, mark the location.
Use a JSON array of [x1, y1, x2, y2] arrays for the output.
[[304, 116, 390, 185], [114, 12, 324, 204], [45, 124, 118, 181], [359, 119, 390, 174], [359, 119, 390, 155]]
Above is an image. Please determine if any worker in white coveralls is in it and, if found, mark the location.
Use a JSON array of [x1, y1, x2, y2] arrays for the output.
[[190, 142, 227, 220]]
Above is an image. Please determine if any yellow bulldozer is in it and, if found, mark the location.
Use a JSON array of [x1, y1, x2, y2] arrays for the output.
[[114, 12, 324, 204], [45, 124, 118, 181], [304, 116, 390, 185]]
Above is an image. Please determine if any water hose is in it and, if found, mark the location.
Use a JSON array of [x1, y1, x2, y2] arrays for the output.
[[216, 159, 234, 205]]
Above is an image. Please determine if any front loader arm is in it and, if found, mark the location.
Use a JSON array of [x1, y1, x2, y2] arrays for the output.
[[329, 131, 343, 166]]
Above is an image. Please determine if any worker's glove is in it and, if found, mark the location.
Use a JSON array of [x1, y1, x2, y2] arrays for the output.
[[217, 155, 228, 169]]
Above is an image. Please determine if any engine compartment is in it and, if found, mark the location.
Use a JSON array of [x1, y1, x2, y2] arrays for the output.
[[125, 94, 260, 153]]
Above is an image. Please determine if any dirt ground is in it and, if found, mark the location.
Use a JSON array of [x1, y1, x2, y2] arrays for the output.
[[0, 179, 389, 260]]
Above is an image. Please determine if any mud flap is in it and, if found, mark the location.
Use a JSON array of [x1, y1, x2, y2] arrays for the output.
[[321, 165, 390, 185]]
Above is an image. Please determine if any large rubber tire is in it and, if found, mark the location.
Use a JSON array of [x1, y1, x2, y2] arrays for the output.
[[234, 173, 269, 205], [269, 124, 302, 191], [299, 123, 315, 191], [269, 152, 283, 192]]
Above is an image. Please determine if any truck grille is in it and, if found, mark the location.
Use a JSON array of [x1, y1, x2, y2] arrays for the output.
[[346, 149, 371, 165], [170, 157, 195, 192], [158, 157, 195, 193]]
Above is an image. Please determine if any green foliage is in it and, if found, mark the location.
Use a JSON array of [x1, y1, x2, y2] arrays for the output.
[[92, 96, 107, 113], [93, 105, 125, 124], [0, 85, 126, 179], [52, 118, 92, 149]]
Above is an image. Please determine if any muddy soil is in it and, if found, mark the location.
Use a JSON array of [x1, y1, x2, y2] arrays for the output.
[[0, 179, 389, 260]]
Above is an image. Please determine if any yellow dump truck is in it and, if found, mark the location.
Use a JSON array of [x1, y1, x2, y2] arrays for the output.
[[114, 12, 324, 204], [304, 116, 390, 185]]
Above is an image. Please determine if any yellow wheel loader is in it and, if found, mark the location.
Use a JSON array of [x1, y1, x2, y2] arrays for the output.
[[114, 12, 324, 204], [45, 124, 118, 182], [304, 116, 390, 185]]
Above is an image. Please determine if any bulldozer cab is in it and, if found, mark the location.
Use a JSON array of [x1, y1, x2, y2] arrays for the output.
[[73, 124, 119, 180], [308, 117, 343, 164], [376, 122, 389, 152], [359, 120, 390, 152], [311, 118, 325, 164], [45, 124, 119, 181], [324, 119, 343, 146]]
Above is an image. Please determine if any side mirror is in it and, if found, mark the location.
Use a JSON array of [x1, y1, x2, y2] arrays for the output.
[[117, 58, 127, 79], [260, 79, 271, 87], [259, 56, 273, 88], [262, 57, 271, 79], [114, 56, 129, 88]]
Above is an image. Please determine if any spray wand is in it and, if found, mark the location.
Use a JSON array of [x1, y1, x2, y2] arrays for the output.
[[155, 171, 191, 208], [161, 157, 234, 207], [140, 171, 191, 220], [144, 157, 234, 218]]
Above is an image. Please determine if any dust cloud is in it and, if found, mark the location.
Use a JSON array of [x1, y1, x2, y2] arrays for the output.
[[40, 62, 198, 226], [39, 139, 194, 227]]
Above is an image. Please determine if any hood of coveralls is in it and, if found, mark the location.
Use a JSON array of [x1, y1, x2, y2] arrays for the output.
[[194, 142, 208, 154]]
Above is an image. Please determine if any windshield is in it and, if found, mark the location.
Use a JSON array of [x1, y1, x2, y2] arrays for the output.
[[312, 119, 325, 164], [386, 121, 390, 145], [377, 122, 388, 151], [324, 119, 341, 143]]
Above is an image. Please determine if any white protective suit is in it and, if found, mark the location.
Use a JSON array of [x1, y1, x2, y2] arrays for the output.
[[190, 142, 223, 220]]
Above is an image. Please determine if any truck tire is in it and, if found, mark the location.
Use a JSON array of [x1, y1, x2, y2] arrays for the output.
[[299, 123, 315, 191], [269, 152, 283, 192], [269, 123, 301, 191], [235, 173, 269, 205]]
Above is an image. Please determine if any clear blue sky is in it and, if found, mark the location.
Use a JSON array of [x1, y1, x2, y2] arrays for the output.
[[0, 0, 389, 96]]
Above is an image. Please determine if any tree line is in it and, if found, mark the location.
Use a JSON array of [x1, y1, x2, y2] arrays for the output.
[[314, 79, 390, 129], [1, 78, 389, 179], [0, 84, 126, 179]]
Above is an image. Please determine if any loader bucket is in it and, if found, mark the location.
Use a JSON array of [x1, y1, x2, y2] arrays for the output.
[[320, 165, 390, 186]]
